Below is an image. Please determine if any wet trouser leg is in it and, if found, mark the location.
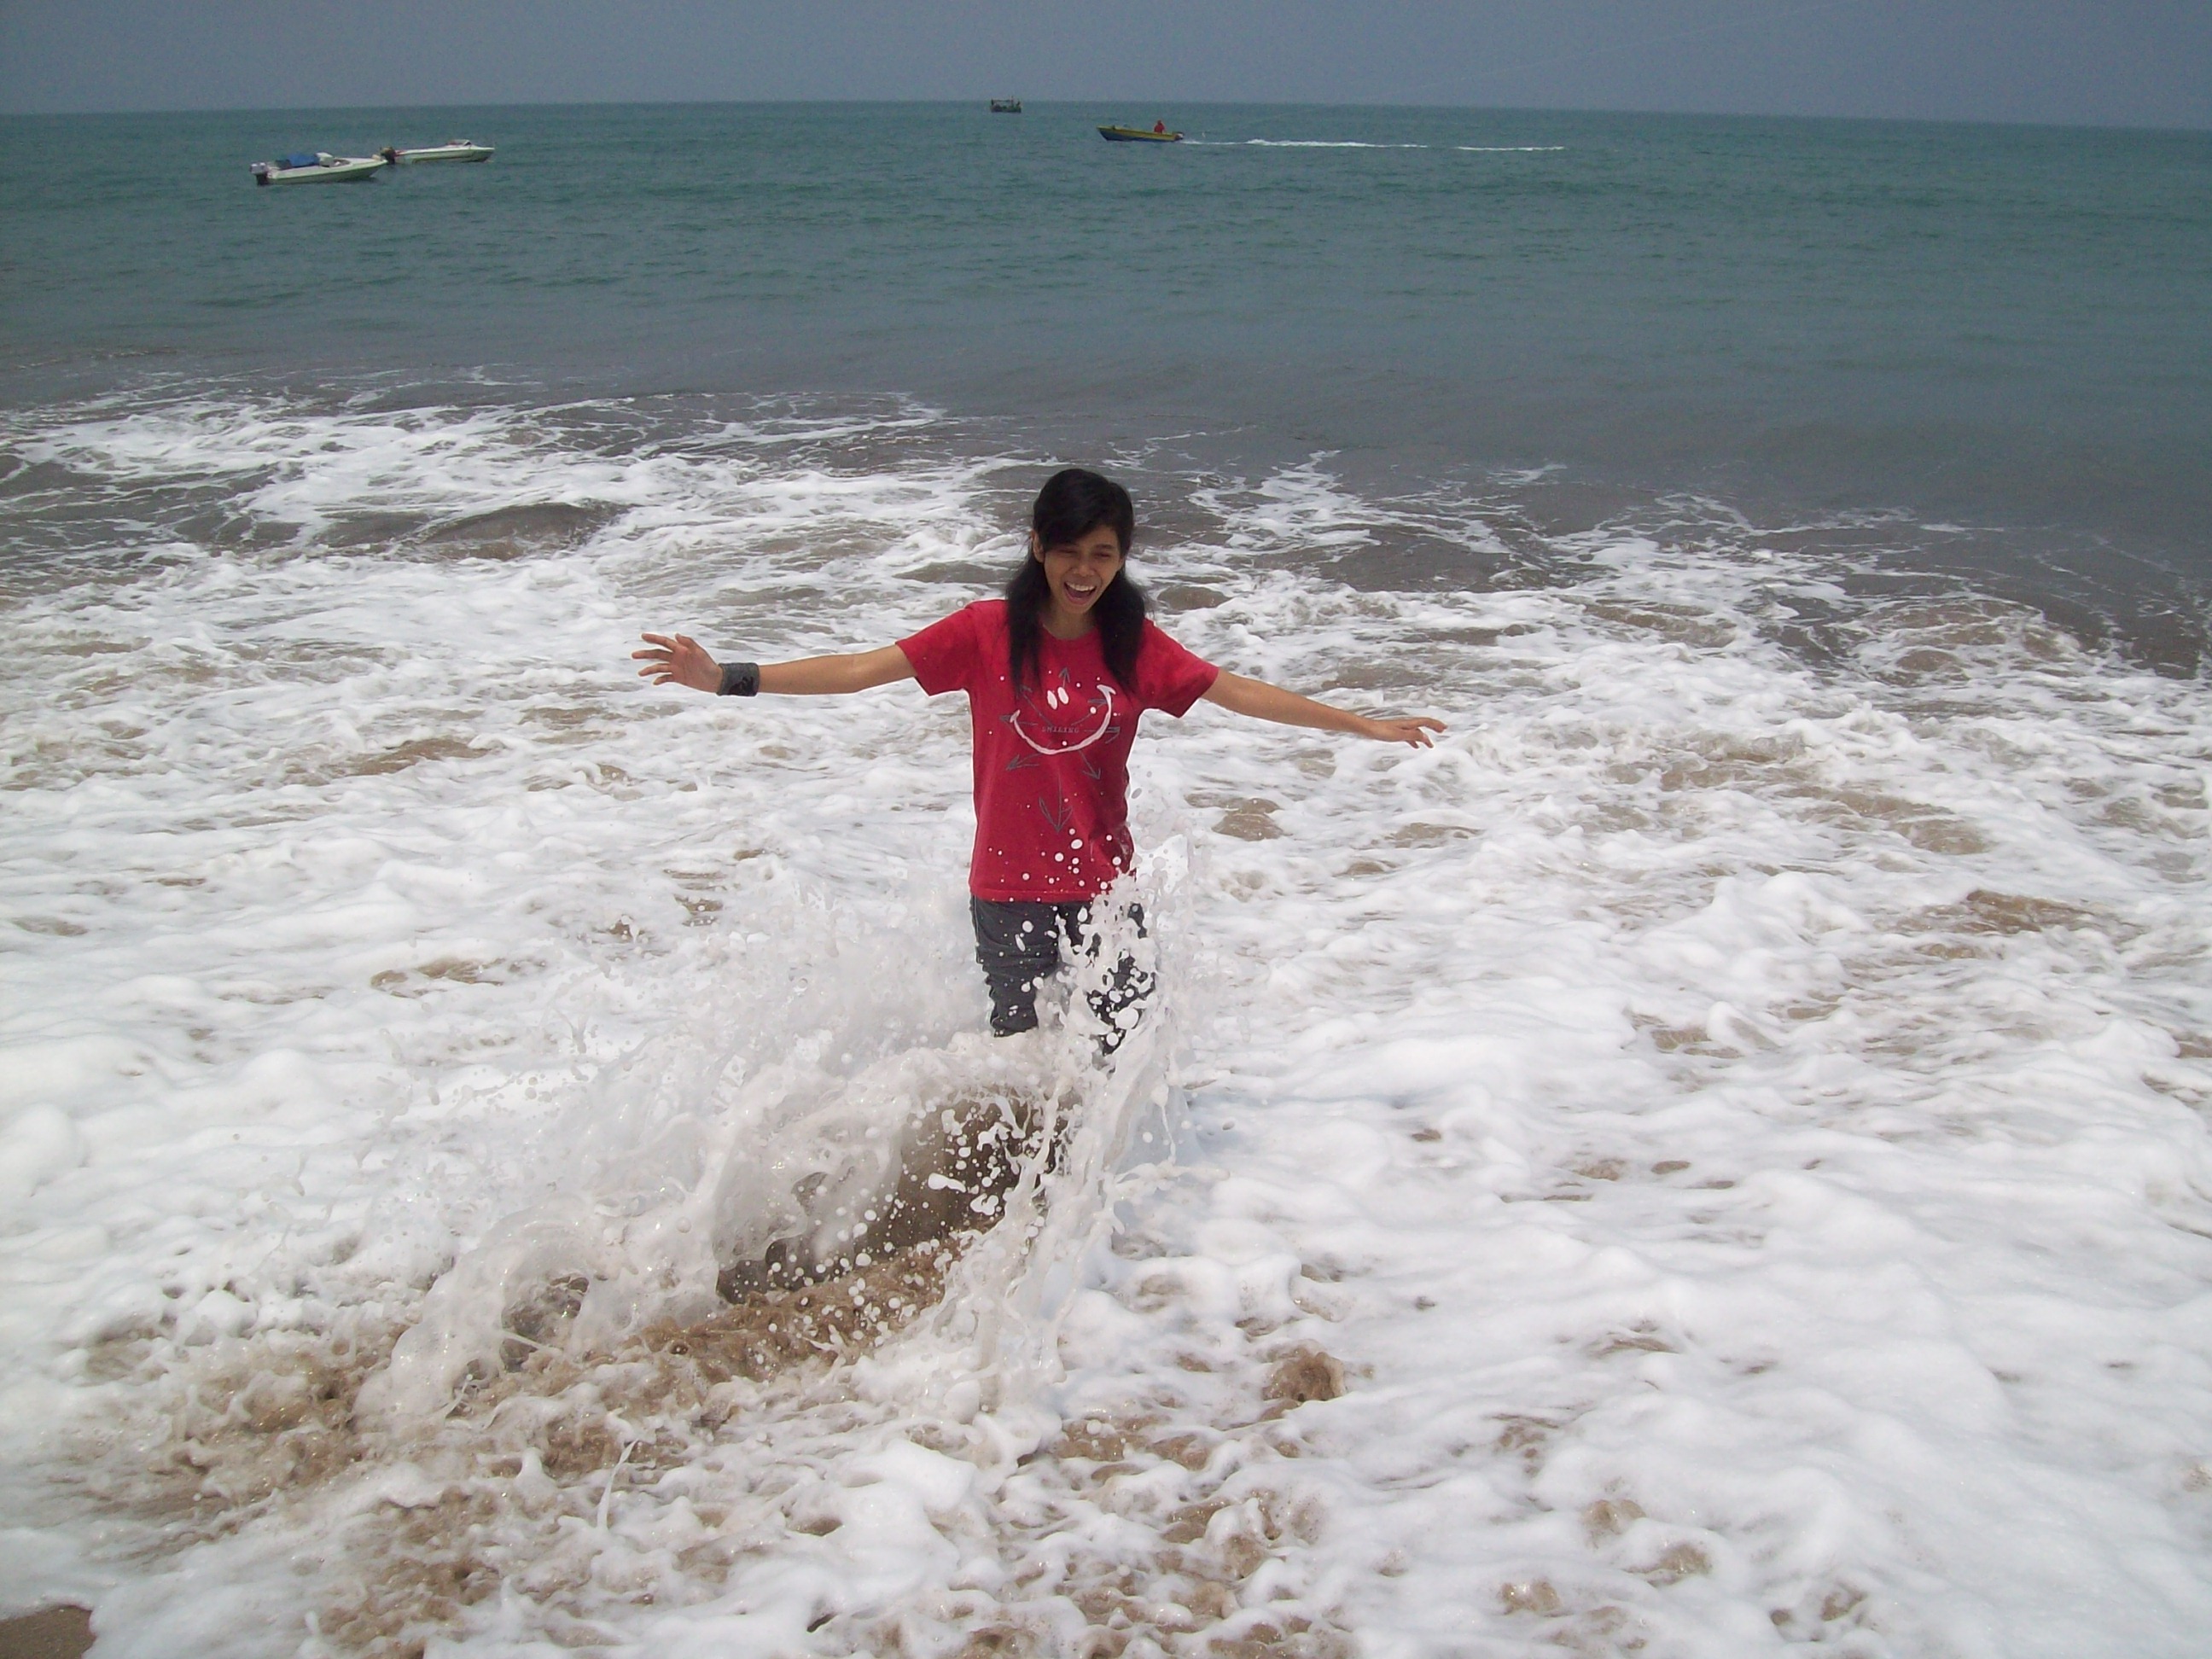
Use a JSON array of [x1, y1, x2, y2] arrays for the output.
[[971, 899, 1064, 1037], [970, 897, 1153, 1046]]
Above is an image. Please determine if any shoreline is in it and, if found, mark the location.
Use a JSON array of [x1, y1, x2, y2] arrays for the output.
[[5, 376, 2206, 677]]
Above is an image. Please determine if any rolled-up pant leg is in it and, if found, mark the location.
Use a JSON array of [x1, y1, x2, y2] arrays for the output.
[[971, 899, 1064, 1036]]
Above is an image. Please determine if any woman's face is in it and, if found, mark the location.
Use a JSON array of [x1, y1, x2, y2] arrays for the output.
[[1033, 523, 1126, 632]]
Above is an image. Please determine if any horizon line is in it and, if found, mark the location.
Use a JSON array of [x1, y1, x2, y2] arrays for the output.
[[3, 96, 2207, 137]]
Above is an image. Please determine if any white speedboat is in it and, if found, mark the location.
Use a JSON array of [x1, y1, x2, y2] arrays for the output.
[[379, 141, 495, 164], [252, 151, 387, 185]]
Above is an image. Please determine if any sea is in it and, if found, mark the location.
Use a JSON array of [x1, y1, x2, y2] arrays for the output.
[[3, 102, 2210, 1657]]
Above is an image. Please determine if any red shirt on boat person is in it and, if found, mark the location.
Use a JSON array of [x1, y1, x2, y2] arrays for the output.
[[634, 469, 1442, 1040]]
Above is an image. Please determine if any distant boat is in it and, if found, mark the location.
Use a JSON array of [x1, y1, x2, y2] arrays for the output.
[[251, 152, 387, 185], [380, 141, 495, 164], [1099, 125, 1183, 143], [989, 98, 1022, 114]]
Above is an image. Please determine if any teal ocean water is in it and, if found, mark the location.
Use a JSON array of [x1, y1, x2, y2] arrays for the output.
[[3, 102, 2208, 655]]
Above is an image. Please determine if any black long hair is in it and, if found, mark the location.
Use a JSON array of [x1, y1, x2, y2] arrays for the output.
[[1006, 468, 1148, 689]]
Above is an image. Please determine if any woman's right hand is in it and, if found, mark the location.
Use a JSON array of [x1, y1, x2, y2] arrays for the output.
[[633, 632, 721, 693], [1360, 714, 1447, 748]]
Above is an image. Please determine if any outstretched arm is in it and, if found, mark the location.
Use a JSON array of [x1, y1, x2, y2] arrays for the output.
[[634, 633, 917, 696], [1201, 670, 1444, 748]]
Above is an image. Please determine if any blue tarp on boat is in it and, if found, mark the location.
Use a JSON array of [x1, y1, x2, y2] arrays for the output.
[[278, 154, 321, 170]]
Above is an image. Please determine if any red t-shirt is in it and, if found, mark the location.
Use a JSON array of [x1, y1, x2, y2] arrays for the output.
[[899, 600, 1220, 901]]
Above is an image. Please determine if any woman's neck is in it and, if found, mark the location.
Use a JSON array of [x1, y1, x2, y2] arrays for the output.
[[1040, 604, 1095, 642]]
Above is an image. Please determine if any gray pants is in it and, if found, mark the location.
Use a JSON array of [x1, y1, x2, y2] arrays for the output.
[[970, 897, 1151, 1048]]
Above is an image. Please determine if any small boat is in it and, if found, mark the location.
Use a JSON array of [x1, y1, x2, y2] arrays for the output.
[[989, 98, 1022, 114], [251, 152, 387, 185], [1098, 125, 1183, 143], [379, 140, 496, 164]]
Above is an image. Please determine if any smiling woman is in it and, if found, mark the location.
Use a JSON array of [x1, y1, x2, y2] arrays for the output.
[[633, 466, 1443, 1043]]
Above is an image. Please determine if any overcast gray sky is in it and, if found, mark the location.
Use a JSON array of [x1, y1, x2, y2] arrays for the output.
[[2, 1, 2204, 125]]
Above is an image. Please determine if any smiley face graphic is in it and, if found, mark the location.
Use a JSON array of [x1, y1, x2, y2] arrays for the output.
[[1010, 672, 1121, 756]]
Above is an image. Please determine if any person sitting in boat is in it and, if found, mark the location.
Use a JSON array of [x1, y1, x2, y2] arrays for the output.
[[1154, 120, 1167, 135], [632, 469, 1443, 1046]]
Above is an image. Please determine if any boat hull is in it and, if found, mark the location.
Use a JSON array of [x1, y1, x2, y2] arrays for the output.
[[1098, 126, 1183, 143], [383, 144, 495, 164], [253, 154, 387, 185]]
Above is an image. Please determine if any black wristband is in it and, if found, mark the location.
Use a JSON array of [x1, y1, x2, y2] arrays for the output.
[[717, 661, 761, 697]]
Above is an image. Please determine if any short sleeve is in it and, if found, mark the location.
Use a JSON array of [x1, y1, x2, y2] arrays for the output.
[[1132, 620, 1220, 717], [899, 604, 984, 696]]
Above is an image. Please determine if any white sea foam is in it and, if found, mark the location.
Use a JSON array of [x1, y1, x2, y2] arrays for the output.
[[2, 393, 2209, 1656]]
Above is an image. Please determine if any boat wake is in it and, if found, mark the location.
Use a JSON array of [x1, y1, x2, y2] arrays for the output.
[[1183, 140, 1563, 152]]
